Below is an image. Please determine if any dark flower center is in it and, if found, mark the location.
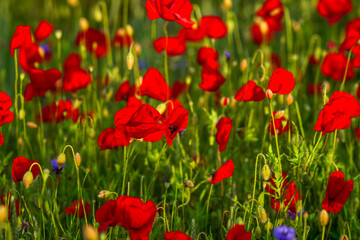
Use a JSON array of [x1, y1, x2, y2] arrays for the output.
[[169, 124, 178, 134]]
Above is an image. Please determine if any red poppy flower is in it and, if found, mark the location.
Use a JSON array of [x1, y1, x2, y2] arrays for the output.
[[1, 194, 21, 219], [62, 53, 92, 92], [0, 132, 4, 146], [265, 172, 301, 213], [12, 157, 40, 184], [127, 96, 143, 107], [113, 29, 132, 48], [165, 231, 193, 240], [18, 43, 43, 72], [216, 117, 232, 152], [268, 111, 290, 136], [210, 159, 234, 185], [199, 16, 228, 39], [38, 100, 84, 123], [339, 30, 360, 52], [95, 195, 157, 239], [321, 53, 355, 81], [197, 47, 219, 70], [24, 83, 48, 101], [314, 91, 360, 135], [317, 0, 353, 25], [153, 36, 186, 57], [267, 68, 295, 96], [75, 27, 109, 58], [199, 68, 226, 92], [65, 200, 91, 218], [178, 25, 206, 42], [145, 0, 195, 28], [34, 20, 54, 42], [162, 106, 188, 146], [226, 224, 252, 240], [29, 68, 62, 91], [172, 80, 187, 99], [161, 99, 183, 120], [141, 68, 172, 101], [256, 0, 283, 19], [114, 104, 164, 145], [10, 25, 32, 56], [250, 14, 282, 45], [115, 80, 136, 101], [0, 92, 15, 127], [98, 127, 128, 151], [322, 171, 353, 213], [234, 80, 265, 102], [307, 83, 322, 96]]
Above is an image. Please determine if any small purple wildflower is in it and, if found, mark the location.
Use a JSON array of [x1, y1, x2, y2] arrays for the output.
[[273, 225, 296, 240], [51, 158, 65, 175], [287, 209, 305, 220], [224, 50, 230, 62]]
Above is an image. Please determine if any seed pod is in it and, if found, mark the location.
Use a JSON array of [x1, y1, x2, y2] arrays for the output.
[[320, 209, 329, 226], [57, 153, 66, 169], [23, 171, 34, 189], [261, 164, 271, 180], [257, 206, 268, 223]]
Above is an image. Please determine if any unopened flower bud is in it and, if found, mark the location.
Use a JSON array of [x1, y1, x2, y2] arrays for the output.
[[257, 206, 268, 223], [0, 205, 8, 223], [240, 59, 247, 72], [224, 0, 232, 9], [286, 94, 293, 106], [340, 234, 349, 240], [320, 209, 329, 226], [126, 24, 134, 37], [266, 89, 273, 99], [117, 28, 126, 37], [264, 221, 273, 231], [23, 171, 34, 189], [79, 18, 89, 31], [94, 6, 102, 22], [84, 225, 99, 240], [88, 128, 96, 139], [183, 180, 194, 188], [135, 43, 142, 54], [221, 97, 229, 106], [57, 153, 66, 169], [127, 52, 134, 70], [98, 190, 111, 199], [67, 0, 78, 7], [255, 225, 262, 239], [55, 30, 62, 40], [261, 164, 271, 180], [18, 137, 23, 148], [186, 76, 192, 85], [19, 109, 25, 120], [27, 122, 38, 128], [75, 152, 82, 167], [303, 211, 309, 221], [156, 103, 167, 115], [165, 179, 171, 189]]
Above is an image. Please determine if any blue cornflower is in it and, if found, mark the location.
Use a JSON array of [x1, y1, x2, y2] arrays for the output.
[[51, 158, 65, 175], [224, 50, 230, 62], [273, 225, 296, 240]]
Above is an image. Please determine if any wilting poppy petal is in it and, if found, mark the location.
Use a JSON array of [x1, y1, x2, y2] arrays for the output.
[[235, 80, 265, 102], [216, 117, 232, 152], [210, 159, 234, 184], [153, 36, 186, 56], [267, 68, 295, 95], [141, 68, 172, 101], [322, 171, 353, 213], [24, 83, 48, 101], [34, 20, 54, 42]]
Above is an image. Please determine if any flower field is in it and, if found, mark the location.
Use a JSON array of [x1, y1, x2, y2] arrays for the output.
[[1, 0, 360, 239]]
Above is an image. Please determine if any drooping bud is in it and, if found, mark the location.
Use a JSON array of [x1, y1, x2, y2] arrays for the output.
[[266, 89, 273, 99], [75, 152, 82, 167], [23, 171, 34, 189], [135, 43, 142, 54], [257, 206, 268, 223], [340, 234, 349, 240], [183, 180, 194, 188], [93, 5, 102, 22], [0, 205, 8, 223], [286, 94, 293, 106], [57, 153, 66, 169], [98, 190, 111, 199], [261, 164, 271, 180], [320, 209, 329, 226], [255, 225, 262, 239], [83, 225, 99, 240]]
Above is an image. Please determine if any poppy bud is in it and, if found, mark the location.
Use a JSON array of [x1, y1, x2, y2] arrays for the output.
[[275, 110, 284, 119], [183, 180, 194, 188], [23, 171, 34, 189], [88, 65, 94, 73], [73, 99, 82, 109], [257, 206, 268, 223], [320, 209, 329, 226], [156, 103, 167, 115], [266, 89, 273, 99], [227, 20, 234, 33], [240, 59, 247, 72], [287, 94, 293, 106], [92, 42, 98, 52], [340, 234, 349, 240], [94, 5, 102, 22], [19, 109, 25, 120], [98, 190, 111, 199], [127, 52, 134, 70], [224, 0, 232, 9], [27, 122, 38, 128], [43, 168, 50, 182], [135, 43, 142, 54], [221, 97, 229, 106], [67, 0, 78, 7], [55, 30, 62, 40], [83, 225, 99, 240], [57, 153, 66, 169], [88, 128, 96, 139], [292, 21, 301, 33], [103, 109, 109, 118], [303, 211, 309, 221], [75, 152, 82, 167], [264, 221, 273, 231], [0, 205, 7, 223], [261, 164, 271, 180], [255, 225, 262, 239], [79, 18, 89, 31], [126, 25, 134, 37], [18, 137, 23, 148], [186, 76, 192, 85]]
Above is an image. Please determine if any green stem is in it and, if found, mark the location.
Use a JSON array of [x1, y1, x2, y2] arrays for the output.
[[121, 146, 128, 196], [163, 22, 170, 100], [340, 46, 355, 91], [269, 99, 282, 172]]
